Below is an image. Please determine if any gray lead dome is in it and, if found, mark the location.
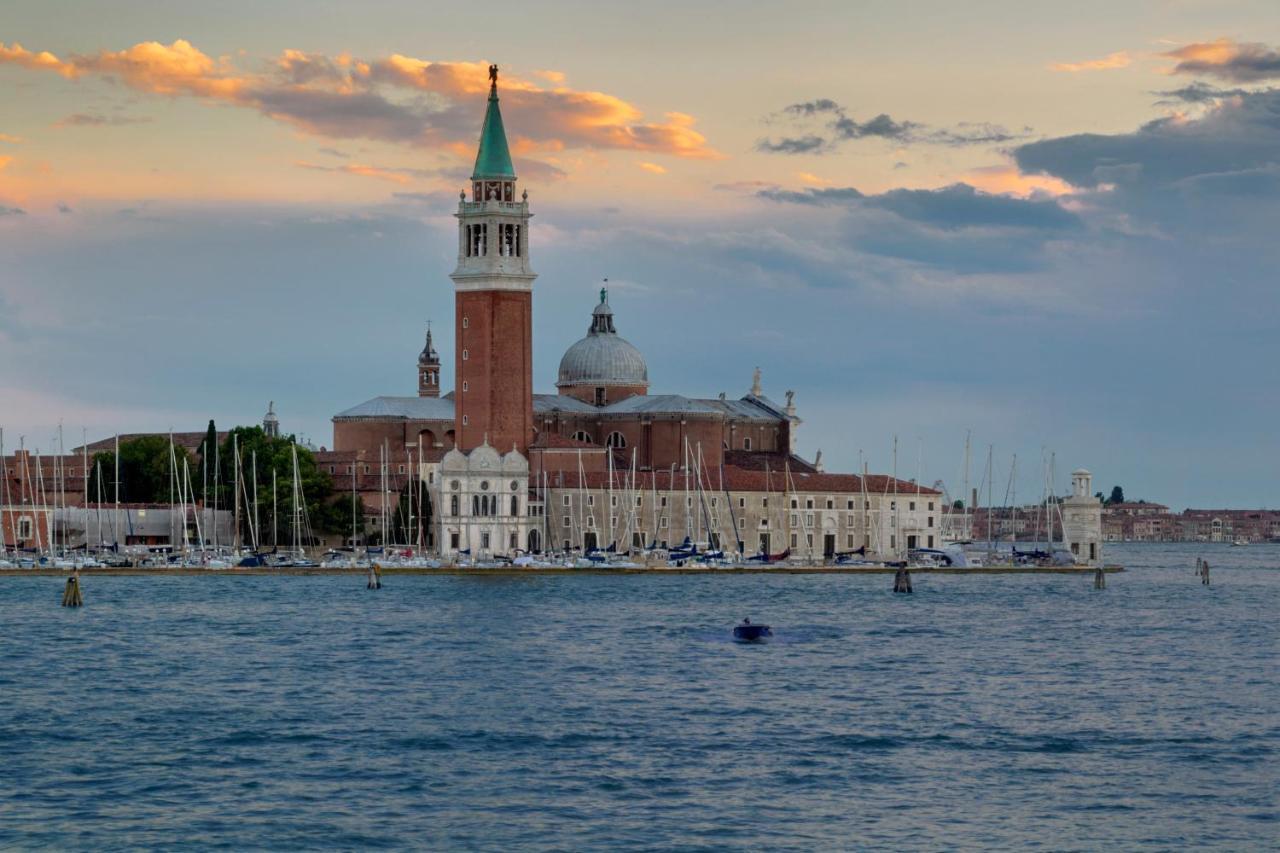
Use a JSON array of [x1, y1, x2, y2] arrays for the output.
[[556, 289, 649, 388]]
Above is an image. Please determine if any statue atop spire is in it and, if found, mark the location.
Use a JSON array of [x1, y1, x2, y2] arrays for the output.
[[472, 64, 515, 182]]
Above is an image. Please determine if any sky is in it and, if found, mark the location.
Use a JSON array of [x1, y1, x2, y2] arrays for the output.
[[2, 0, 1279, 508]]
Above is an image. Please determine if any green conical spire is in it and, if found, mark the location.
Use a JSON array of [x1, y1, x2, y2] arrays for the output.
[[472, 66, 515, 180]]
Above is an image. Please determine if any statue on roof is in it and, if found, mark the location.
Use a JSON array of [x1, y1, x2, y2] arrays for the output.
[[489, 64, 499, 86], [751, 367, 762, 397]]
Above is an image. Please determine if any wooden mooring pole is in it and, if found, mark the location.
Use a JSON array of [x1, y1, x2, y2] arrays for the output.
[[367, 564, 382, 590], [61, 570, 83, 607], [893, 567, 913, 594], [1093, 566, 1106, 590]]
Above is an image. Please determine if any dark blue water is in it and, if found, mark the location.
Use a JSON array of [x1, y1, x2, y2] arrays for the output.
[[1, 544, 1276, 850]]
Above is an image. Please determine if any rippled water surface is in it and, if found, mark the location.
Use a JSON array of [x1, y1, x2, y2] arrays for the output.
[[1, 544, 1277, 850]]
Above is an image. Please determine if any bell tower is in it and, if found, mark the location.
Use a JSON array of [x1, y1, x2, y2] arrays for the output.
[[451, 64, 535, 453], [418, 323, 440, 398]]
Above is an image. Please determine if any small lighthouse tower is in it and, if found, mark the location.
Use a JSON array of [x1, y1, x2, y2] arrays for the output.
[[1062, 468, 1103, 566]]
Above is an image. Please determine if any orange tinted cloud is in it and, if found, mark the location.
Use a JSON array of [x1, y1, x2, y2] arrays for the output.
[[0, 39, 718, 160], [1049, 51, 1132, 73], [1163, 37, 1280, 82], [638, 161, 666, 174], [0, 155, 12, 171], [961, 165, 1074, 198], [0, 42, 77, 77]]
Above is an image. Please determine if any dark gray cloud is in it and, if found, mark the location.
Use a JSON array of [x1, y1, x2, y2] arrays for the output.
[[1154, 82, 1255, 104], [757, 187, 865, 205], [758, 98, 1019, 153], [1167, 40, 1280, 83], [756, 134, 828, 154], [56, 202, 73, 214], [864, 184, 1080, 230], [1014, 89, 1280, 190], [759, 183, 1076, 230], [0, 206, 25, 216], [317, 146, 350, 158]]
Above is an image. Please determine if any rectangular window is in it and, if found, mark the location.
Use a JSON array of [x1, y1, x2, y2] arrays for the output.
[[847, 534, 855, 548], [610, 516, 618, 528], [563, 516, 571, 528], [563, 495, 571, 506], [847, 500, 854, 510], [806, 534, 814, 547], [910, 501, 916, 511], [661, 497, 668, 507], [610, 495, 618, 507], [927, 516, 934, 528], [462, 381, 468, 392], [659, 517, 668, 529], [738, 517, 745, 529], [806, 499, 814, 509], [587, 516, 595, 528], [826, 499, 833, 510], [739, 497, 746, 509], [928, 501, 935, 511], [398, 465, 405, 474], [635, 496, 643, 507], [18, 518, 33, 539], [587, 495, 595, 506], [710, 497, 717, 508], [890, 534, 896, 549], [762, 498, 769, 508], [481, 532, 490, 549], [805, 513, 814, 526]]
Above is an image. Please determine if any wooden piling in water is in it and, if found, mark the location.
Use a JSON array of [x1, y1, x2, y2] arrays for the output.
[[61, 572, 83, 607], [1093, 566, 1106, 590], [367, 564, 382, 590], [893, 567, 913, 594]]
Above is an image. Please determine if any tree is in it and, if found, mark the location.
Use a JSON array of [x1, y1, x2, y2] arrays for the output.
[[952, 499, 964, 510], [88, 436, 193, 504], [1108, 485, 1125, 505]]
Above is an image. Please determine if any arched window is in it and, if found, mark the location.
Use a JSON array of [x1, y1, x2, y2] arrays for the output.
[[606, 432, 627, 449], [472, 496, 480, 515], [528, 529, 541, 553], [451, 495, 459, 515], [571, 430, 592, 444], [511, 495, 519, 516]]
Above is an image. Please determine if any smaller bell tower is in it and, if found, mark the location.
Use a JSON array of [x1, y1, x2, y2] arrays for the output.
[[418, 323, 441, 398]]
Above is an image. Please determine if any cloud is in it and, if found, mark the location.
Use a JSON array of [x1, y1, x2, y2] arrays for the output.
[[317, 146, 349, 158], [1164, 38, 1280, 83], [1153, 81, 1256, 104], [757, 98, 1020, 153], [1014, 89, 1280, 190], [1050, 51, 1132, 73], [0, 206, 25, 216], [53, 112, 152, 127], [57, 202, 73, 214], [863, 184, 1081, 230], [0, 133, 21, 143], [637, 161, 666, 174], [295, 160, 440, 185], [0, 155, 11, 171], [760, 182, 1078, 230], [0, 39, 719, 163]]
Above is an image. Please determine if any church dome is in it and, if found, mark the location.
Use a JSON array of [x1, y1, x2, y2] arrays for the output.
[[557, 289, 648, 389]]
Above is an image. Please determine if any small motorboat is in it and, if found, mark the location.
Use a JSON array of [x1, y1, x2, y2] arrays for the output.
[[733, 619, 772, 642]]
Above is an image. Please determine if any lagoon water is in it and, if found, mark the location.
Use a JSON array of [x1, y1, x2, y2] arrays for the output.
[[1, 543, 1276, 850]]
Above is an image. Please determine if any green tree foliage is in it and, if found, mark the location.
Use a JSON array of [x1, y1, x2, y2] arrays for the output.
[[88, 436, 193, 504], [952, 499, 964, 510], [1108, 485, 1125, 505]]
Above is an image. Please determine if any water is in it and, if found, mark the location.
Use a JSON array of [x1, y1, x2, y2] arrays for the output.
[[1, 543, 1276, 850]]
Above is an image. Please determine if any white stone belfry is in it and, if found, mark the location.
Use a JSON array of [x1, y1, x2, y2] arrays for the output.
[[1061, 468, 1103, 566]]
